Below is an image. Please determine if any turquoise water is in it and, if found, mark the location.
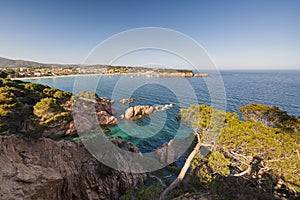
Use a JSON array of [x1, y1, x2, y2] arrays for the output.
[[27, 70, 300, 153]]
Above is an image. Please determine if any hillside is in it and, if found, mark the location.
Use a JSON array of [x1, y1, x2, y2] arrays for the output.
[[0, 56, 200, 78], [0, 56, 75, 68]]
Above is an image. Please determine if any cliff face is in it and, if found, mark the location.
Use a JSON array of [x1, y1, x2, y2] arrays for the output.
[[0, 136, 146, 200]]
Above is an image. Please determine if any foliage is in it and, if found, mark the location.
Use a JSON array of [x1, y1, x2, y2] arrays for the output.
[[74, 91, 98, 99], [43, 88, 71, 99], [0, 70, 8, 78], [240, 103, 300, 133], [3, 69, 16, 78], [0, 86, 18, 117], [43, 88, 59, 96], [175, 69, 193, 73], [179, 104, 300, 198], [24, 82, 49, 92], [191, 151, 230, 184], [41, 112, 71, 125], [0, 78, 73, 137], [33, 98, 62, 121], [0, 85, 21, 134]]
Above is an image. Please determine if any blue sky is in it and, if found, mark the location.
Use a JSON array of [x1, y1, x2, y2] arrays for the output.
[[0, 0, 299, 69]]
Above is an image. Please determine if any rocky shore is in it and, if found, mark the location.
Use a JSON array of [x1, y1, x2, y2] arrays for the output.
[[0, 135, 146, 200]]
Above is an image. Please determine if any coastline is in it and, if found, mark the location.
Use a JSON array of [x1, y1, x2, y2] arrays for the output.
[[12, 72, 209, 80], [11, 73, 105, 80]]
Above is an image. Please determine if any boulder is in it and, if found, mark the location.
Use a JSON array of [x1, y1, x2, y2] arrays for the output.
[[72, 96, 118, 128], [123, 105, 154, 119], [124, 106, 135, 119]]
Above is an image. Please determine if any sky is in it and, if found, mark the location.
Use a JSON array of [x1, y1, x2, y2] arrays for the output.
[[0, 0, 299, 69]]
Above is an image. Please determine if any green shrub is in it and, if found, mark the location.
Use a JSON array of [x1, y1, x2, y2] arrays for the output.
[[0, 71, 8, 78], [42, 112, 71, 126], [24, 82, 49, 92], [33, 97, 62, 121], [43, 88, 59, 96]]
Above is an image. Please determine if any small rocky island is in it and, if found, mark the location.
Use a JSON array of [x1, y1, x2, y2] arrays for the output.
[[121, 104, 175, 119]]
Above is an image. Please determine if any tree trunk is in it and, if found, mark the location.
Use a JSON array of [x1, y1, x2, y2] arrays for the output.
[[160, 134, 202, 200]]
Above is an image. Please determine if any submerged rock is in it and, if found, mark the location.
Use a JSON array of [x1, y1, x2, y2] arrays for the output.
[[119, 98, 135, 104], [0, 135, 146, 200]]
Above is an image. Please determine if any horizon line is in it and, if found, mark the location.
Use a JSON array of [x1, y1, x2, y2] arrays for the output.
[[1, 56, 299, 70]]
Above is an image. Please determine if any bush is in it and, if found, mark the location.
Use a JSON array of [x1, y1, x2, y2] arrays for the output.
[[42, 112, 71, 126], [43, 88, 59, 96], [0, 71, 8, 78], [33, 98, 62, 121], [0, 87, 17, 117], [24, 82, 49, 92]]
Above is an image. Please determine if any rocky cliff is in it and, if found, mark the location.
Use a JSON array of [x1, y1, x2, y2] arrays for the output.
[[0, 135, 146, 200]]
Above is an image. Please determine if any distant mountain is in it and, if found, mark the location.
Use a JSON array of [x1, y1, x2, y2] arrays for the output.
[[0, 57, 78, 68]]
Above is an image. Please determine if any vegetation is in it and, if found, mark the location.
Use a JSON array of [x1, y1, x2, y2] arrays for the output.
[[1, 77, 299, 199], [0, 71, 8, 78], [240, 103, 300, 133], [165, 104, 300, 199], [33, 98, 62, 121], [1, 65, 196, 78], [0, 78, 72, 136], [73, 91, 98, 99]]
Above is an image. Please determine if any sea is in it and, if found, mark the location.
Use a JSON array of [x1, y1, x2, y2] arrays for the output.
[[27, 70, 300, 154]]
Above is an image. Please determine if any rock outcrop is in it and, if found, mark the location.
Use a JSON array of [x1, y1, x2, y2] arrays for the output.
[[95, 97, 117, 125], [121, 105, 154, 119], [67, 96, 117, 135], [154, 139, 186, 165], [0, 135, 146, 200], [119, 98, 135, 104], [73, 96, 117, 126], [16, 96, 117, 138], [121, 104, 175, 120]]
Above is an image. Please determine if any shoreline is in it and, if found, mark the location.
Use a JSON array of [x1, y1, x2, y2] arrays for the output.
[[12, 73, 105, 80], [12, 72, 208, 80]]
